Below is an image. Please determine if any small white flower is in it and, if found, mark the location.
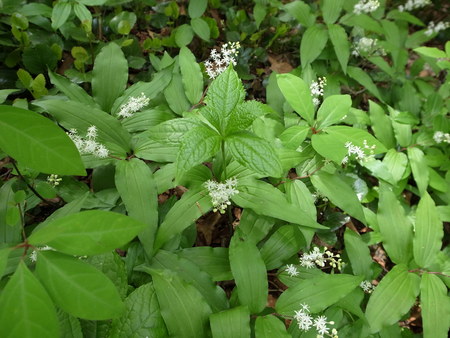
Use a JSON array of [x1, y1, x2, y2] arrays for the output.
[[433, 131, 450, 144], [353, 0, 380, 15], [204, 177, 239, 213], [398, 0, 431, 12], [94, 144, 109, 158], [118, 93, 150, 118], [285, 264, 299, 277], [314, 315, 330, 335], [67, 125, 110, 159], [352, 37, 386, 57], [205, 42, 240, 78], [86, 125, 97, 139], [310, 77, 326, 106], [342, 141, 376, 164], [424, 21, 450, 37], [294, 308, 313, 331], [360, 280, 376, 293], [29, 246, 54, 262], [47, 174, 62, 187]]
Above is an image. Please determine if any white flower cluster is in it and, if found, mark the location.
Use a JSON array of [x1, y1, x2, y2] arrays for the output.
[[353, 0, 380, 15], [285, 264, 300, 277], [29, 245, 54, 262], [293, 303, 338, 338], [351, 37, 386, 57], [310, 77, 326, 106], [118, 93, 150, 118], [424, 21, 450, 37], [204, 42, 240, 79], [398, 0, 431, 12], [360, 280, 376, 293], [67, 125, 109, 158], [433, 131, 450, 144], [299, 247, 343, 271], [341, 140, 376, 165], [47, 174, 62, 187], [204, 177, 239, 213]]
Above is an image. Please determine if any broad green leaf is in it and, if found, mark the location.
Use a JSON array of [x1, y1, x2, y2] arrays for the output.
[[348, 66, 382, 101], [164, 73, 191, 115], [276, 73, 314, 125], [148, 118, 201, 145], [279, 125, 309, 149], [179, 247, 232, 281], [382, 149, 408, 183], [150, 269, 212, 338], [210, 306, 250, 338], [365, 265, 420, 333], [300, 24, 328, 68], [225, 100, 268, 135], [109, 283, 168, 338], [115, 159, 158, 256], [0, 248, 12, 278], [407, 147, 429, 196], [226, 132, 283, 177], [369, 101, 396, 149], [154, 187, 213, 250], [238, 209, 275, 244], [0, 261, 59, 338], [388, 106, 412, 147], [36, 251, 124, 320], [232, 179, 325, 229], [188, 0, 207, 18], [0, 89, 18, 104], [311, 170, 366, 223], [28, 210, 146, 256], [35, 99, 132, 154], [420, 273, 450, 338], [48, 70, 96, 106], [413, 192, 443, 268], [322, 0, 344, 24], [56, 309, 83, 338], [377, 184, 413, 264], [229, 230, 268, 314], [191, 18, 210, 41], [0, 180, 22, 244], [414, 46, 447, 59], [92, 43, 128, 112], [327, 24, 350, 73], [175, 24, 194, 47], [275, 274, 362, 315], [284, 1, 315, 27], [73, 3, 92, 24], [344, 228, 373, 279], [255, 316, 290, 338], [260, 225, 305, 270], [179, 47, 204, 105], [316, 94, 351, 129], [176, 126, 221, 177], [0, 105, 86, 175], [51, 1, 72, 30]]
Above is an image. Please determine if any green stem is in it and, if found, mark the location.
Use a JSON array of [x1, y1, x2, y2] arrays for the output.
[[221, 139, 227, 180]]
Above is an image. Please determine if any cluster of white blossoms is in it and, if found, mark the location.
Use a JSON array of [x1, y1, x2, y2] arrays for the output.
[[341, 140, 376, 165], [351, 37, 386, 57], [424, 21, 450, 37], [293, 303, 338, 338], [67, 125, 109, 158], [47, 174, 62, 187], [310, 77, 326, 106], [299, 247, 343, 270], [204, 177, 239, 213], [285, 264, 300, 277], [204, 42, 240, 78], [433, 131, 450, 144], [360, 280, 377, 294], [353, 0, 380, 15], [118, 93, 150, 118], [29, 245, 54, 262], [398, 0, 431, 12]]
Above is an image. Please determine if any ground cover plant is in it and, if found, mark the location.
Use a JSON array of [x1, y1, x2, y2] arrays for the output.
[[0, 0, 449, 337]]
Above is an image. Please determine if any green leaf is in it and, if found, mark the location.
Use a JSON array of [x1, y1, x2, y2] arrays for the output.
[[414, 46, 447, 59], [191, 18, 210, 41], [154, 187, 213, 250], [365, 264, 420, 333], [48, 70, 96, 106], [276, 73, 314, 125], [149, 118, 202, 145], [115, 159, 158, 256], [109, 283, 168, 337], [0, 89, 18, 104], [36, 251, 124, 320], [284, 1, 315, 27], [28, 210, 146, 256], [0, 261, 59, 338], [188, 0, 207, 18], [407, 147, 429, 196], [382, 149, 408, 183], [175, 24, 194, 47], [226, 132, 283, 177], [0, 180, 23, 244], [279, 125, 309, 150], [51, 1, 72, 30], [229, 231, 268, 314], [35, 99, 132, 155], [321, 0, 344, 24], [179, 47, 204, 105], [210, 306, 250, 338], [344, 228, 373, 279], [73, 3, 92, 24], [164, 72, 191, 115], [0, 105, 86, 175], [311, 170, 366, 223], [238, 209, 275, 244], [316, 94, 351, 129], [369, 101, 396, 149], [327, 24, 350, 73], [179, 247, 232, 282], [300, 24, 328, 68], [275, 273, 362, 315], [150, 269, 212, 338], [420, 273, 450, 338], [225, 100, 268, 135], [0, 248, 12, 279], [413, 192, 443, 268], [255, 316, 290, 338], [177, 126, 221, 177], [92, 43, 128, 112], [56, 309, 83, 338], [348, 66, 383, 101]]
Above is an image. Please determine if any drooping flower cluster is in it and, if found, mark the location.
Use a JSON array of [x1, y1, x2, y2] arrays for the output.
[[433, 131, 450, 144], [204, 177, 239, 213], [341, 140, 376, 165], [398, 0, 431, 12], [67, 126, 109, 158], [424, 21, 450, 37], [204, 42, 240, 79], [351, 37, 386, 57], [360, 280, 376, 294], [310, 77, 326, 106], [47, 174, 62, 187], [293, 303, 338, 338], [299, 247, 343, 271], [353, 0, 380, 15], [118, 93, 150, 118]]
